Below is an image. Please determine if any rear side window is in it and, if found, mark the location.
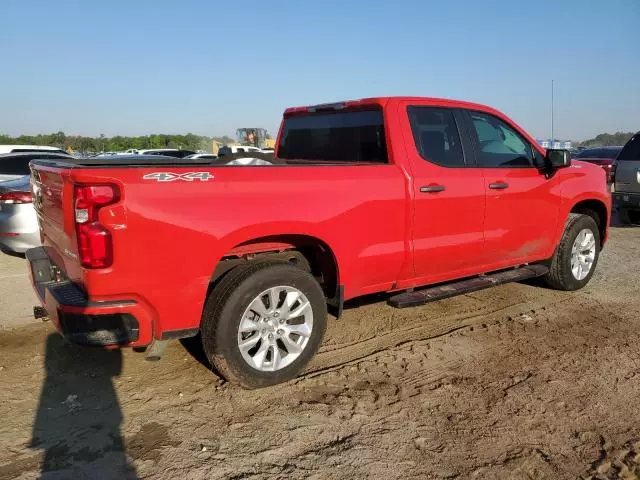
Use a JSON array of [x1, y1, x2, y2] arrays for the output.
[[618, 133, 640, 161], [174, 150, 196, 158], [278, 108, 387, 163], [468, 111, 534, 168], [0, 156, 32, 175], [407, 107, 465, 167], [160, 151, 182, 158]]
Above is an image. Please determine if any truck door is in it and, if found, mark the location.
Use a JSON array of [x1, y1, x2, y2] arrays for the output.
[[399, 103, 487, 286], [462, 109, 559, 267]]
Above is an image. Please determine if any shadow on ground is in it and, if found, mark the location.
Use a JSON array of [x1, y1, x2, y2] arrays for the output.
[[29, 334, 137, 479]]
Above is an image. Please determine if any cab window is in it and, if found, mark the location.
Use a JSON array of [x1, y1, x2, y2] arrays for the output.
[[407, 107, 465, 167], [468, 111, 535, 168]]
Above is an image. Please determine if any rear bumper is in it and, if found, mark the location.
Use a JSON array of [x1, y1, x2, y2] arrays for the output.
[[613, 192, 640, 209], [26, 247, 154, 347]]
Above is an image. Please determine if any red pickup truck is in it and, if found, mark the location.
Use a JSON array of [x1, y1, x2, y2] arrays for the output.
[[27, 97, 611, 388]]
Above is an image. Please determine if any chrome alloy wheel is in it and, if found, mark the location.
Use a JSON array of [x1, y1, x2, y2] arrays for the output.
[[570, 228, 596, 281], [237, 286, 313, 372]]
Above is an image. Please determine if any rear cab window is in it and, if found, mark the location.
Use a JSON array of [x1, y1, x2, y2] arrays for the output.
[[278, 107, 387, 163]]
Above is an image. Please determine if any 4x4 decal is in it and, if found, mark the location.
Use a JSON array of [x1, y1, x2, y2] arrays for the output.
[[142, 172, 214, 182]]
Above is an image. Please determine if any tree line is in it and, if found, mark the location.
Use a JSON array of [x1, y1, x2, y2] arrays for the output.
[[0, 132, 237, 153], [577, 131, 636, 148], [2, 130, 636, 152]]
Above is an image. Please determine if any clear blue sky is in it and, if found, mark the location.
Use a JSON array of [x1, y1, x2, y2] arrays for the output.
[[1, 0, 638, 140]]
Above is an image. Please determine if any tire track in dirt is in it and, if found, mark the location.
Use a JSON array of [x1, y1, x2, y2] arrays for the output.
[[303, 287, 572, 376]]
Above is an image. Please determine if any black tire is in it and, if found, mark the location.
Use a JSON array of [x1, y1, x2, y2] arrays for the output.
[[618, 208, 631, 225], [619, 207, 640, 226], [542, 213, 601, 291], [201, 261, 327, 388]]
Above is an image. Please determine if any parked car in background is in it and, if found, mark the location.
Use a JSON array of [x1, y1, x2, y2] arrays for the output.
[[217, 145, 266, 157], [0, 151, 71, 254], [572, 146, 623, 183], [108, 149, 197, 158], [137, 149, 196, 158], [613, 132, 640, 225], [95, 151, 122, 157], [0, 145, 68, 155]]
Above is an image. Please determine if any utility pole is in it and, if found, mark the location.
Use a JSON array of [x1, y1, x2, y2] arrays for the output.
[[551, 80, 554, 144]]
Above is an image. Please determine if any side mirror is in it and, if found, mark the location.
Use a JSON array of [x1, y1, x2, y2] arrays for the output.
[[545, 149, 571, 169]]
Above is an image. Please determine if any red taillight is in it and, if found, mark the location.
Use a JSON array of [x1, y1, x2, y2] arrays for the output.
[[74, 184, 119, 268], [0, 191, 33, 204]]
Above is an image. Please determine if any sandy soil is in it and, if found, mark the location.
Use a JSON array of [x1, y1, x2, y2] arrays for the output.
[[0, 225, 639, 480]]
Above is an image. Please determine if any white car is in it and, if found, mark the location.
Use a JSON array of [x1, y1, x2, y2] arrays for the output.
[[218, 145, 266, 156], [0, 145, 67, 155], [135, 149, 196, 158]]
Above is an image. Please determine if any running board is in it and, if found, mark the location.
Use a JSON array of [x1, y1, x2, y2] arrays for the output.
[[388, 265, 549, 309]]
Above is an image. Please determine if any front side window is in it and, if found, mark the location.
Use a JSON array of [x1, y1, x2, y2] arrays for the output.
[[407, 107, 465, 167], [469, 111, 534, 168]]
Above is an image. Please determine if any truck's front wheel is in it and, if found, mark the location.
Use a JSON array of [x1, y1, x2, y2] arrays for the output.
[[542, 213, 601, 291], [201, 261, 327, 388]]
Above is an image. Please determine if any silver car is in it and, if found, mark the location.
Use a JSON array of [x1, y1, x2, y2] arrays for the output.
[[614, 132, 640, 225], [0, 152, 71, 254]]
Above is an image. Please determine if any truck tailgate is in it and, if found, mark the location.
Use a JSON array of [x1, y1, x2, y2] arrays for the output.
[[31, 164, 79, 279]]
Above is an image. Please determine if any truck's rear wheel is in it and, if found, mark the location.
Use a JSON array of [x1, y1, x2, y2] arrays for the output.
[[542, 213, 600, 291], [201, 261, 327, 388]]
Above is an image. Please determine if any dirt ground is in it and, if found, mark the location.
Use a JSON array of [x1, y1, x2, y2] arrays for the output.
[[1, 225, 639, 480]]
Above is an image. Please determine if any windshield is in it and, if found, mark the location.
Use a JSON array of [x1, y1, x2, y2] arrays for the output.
[[278, 108, 387, 163]]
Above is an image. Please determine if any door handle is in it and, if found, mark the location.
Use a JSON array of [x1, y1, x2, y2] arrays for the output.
[[489, 182, 509, 190], [420, 185, 446, 193]]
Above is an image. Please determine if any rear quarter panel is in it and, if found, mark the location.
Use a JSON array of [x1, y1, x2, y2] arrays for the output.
[[68, 164, 409, 336]]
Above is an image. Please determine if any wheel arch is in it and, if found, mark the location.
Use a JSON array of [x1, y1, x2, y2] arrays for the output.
[[210, 234, 341, 305], [569, 199, 609, 247]]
